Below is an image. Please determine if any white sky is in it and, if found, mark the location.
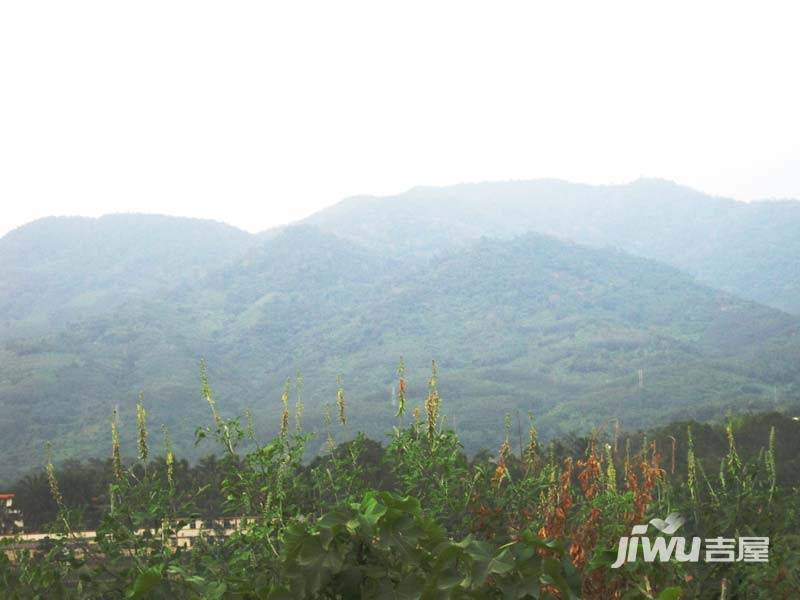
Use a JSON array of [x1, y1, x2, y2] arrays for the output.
[[1, 1, 799, 237]]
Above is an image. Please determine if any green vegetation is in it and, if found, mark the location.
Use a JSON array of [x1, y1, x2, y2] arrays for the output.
[[0, 214, 252, 340], [306, 179, 800, 314], [2, 215, 800, 481], [2, 368, 798, 598]]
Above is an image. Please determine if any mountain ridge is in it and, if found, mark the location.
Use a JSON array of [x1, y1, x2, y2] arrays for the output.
[[303, 179, 800, 314], [2, 219, 798, 481]]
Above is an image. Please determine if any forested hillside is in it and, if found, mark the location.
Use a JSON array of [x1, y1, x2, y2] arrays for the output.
[[306, 179, 800, 314], [2, 207, 799, 482], [0, 214, 255, 340]]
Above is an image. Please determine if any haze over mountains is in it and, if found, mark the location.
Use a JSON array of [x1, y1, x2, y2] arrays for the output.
[[1, 179, 799, 482], [306, 179, 800, 314]]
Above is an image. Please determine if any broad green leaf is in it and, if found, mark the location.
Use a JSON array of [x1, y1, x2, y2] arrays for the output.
[[656, 587, 683, 600], [127, 567, 162, 600]]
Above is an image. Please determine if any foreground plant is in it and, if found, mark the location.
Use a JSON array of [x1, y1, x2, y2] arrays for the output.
[[1, 364, 798, 599]]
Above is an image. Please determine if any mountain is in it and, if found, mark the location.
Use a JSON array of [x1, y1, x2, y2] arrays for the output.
[[2, 215, 799, 482], [0, 214, 255, 340], [304, 179, 800, 314]]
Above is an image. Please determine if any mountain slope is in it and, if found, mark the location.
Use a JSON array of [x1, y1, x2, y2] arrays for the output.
[[2, 224, 798, 482], [0, 214, 256, 339], [304, 179, 800, 314]]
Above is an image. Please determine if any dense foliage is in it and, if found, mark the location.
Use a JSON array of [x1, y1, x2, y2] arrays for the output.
[[2, 217, 800, 482], [306, 179, 800, 314], [2, 366, 798, 598]]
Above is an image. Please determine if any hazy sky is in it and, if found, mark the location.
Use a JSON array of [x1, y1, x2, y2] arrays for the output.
[[1, 1, 799, 237]]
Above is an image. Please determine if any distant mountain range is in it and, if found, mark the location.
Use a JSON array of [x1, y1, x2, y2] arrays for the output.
[[305, 179, 800, 314], [1, 179, 798, 482]]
